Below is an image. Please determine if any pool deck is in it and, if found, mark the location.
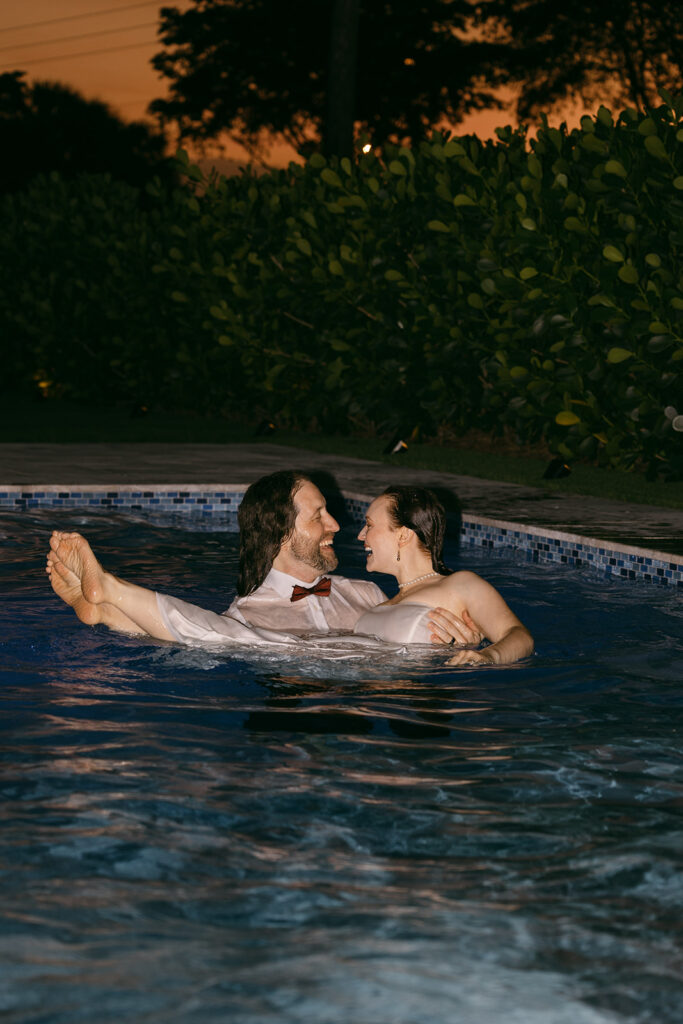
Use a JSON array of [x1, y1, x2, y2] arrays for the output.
[[1, 441, 682, 557]]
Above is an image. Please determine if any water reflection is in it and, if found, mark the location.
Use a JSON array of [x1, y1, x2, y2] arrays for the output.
[[1, 509, 682, 1022]]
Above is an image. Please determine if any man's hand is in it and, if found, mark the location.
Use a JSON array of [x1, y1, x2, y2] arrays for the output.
[[428, 607, 483, 647]]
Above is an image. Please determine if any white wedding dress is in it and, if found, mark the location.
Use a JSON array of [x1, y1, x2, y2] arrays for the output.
[[352, 602, 433, 645]]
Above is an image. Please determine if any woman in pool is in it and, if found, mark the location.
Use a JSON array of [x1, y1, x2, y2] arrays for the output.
[[353, 486, 534, 665]]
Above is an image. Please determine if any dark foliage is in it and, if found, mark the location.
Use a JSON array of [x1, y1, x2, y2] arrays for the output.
[[150, 0, 506, 154], [0, 72, 174, 193], [490, 0, 683, 118]]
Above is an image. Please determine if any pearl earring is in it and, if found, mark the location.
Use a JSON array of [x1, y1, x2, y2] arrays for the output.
[[396, 548, 401, 562]]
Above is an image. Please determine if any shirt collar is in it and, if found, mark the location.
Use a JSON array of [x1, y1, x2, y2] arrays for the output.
[[263, 566, 328, 597]]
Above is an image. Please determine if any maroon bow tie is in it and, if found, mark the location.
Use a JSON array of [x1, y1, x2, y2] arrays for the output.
[[290, 577, 332, 602]]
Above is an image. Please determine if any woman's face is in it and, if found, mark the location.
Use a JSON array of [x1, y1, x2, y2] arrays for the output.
[[357, 496, 398, 573]]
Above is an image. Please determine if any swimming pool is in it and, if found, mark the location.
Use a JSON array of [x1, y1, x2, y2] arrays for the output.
[[2, 507, 682, 1023]]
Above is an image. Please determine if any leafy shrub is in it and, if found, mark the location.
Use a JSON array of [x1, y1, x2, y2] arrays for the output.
[[1, 96, 682, 477]]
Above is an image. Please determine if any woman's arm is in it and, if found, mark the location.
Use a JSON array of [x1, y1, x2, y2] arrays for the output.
[[442, 572, 534, 666]]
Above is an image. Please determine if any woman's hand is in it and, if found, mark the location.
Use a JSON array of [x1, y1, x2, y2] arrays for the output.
[[428, 607, 483, 647], [446, 647, 494, 666]]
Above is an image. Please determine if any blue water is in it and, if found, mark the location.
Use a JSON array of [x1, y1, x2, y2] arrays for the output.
[[1, 509, 682, 1023]]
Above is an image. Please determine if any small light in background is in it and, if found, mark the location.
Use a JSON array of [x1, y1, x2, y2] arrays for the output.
[[362, 143, 372, 154], [403, 57, 415, 66]]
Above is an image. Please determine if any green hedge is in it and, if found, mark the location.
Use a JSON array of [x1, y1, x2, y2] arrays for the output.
[[2, 95, 682, 476]]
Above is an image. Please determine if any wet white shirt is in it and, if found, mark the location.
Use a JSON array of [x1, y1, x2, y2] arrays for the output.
[[227, 568, 386, 633], [156, 568, 386, 647]]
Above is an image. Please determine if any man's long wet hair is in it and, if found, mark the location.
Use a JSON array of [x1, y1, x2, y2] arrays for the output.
[[383, 485, 453, 576], [237, 470, 310, 596]]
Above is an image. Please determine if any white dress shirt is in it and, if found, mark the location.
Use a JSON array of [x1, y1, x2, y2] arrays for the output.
[[156, 568, 386, 647], [227, 567, 386, 633]]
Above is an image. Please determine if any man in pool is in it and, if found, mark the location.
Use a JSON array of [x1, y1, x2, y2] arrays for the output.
[[46, 470, 477, 648]]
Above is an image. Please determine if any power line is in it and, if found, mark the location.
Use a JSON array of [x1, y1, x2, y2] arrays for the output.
[[0, 21, 158, 56], [0, 2, 169, 36], [0, 39, 155, 71]]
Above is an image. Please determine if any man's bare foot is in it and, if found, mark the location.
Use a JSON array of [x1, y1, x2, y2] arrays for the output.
[[48, 531, 109, 605], [46, 554, 101, 626]]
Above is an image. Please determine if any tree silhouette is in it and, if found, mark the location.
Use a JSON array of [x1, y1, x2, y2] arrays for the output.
[[150, 0, 506, 157], [489, 0, 683, 119], [0, 72, 172, 193]]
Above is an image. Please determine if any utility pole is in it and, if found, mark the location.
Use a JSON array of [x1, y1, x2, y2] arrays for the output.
[[325, 0, 360, 158]]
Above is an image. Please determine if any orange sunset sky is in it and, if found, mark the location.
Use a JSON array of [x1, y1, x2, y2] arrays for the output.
[[1, 0, 587, 170]]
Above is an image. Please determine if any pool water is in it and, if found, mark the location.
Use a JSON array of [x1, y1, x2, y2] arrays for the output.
[[1, 510, 682, 1024]]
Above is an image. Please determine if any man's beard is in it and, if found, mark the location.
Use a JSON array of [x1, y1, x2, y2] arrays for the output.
[[289, 532, 338, 573]]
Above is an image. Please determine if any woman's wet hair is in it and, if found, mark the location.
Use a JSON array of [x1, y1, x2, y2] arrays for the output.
[[382, 485, 452, 576], [237, 470, 311, 595]]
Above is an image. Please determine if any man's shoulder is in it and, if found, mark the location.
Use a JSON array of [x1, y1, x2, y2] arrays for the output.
[[333, 575, 386, 602]]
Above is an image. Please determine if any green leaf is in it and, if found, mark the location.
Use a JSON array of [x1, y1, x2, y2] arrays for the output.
[[328, 260, 344, 276], [443, 140, 466, 157], [604, 159, 627, 178], [555, 411, 581, 425], [607, 347, 634, 363], [510, 366, 528, 379], [388, 160, 407, 176], [638, 117, 657, 136], [308, 153, 327, 169], [644, 253, 661, 267], [520, 217, 537, 231], [467, 292, 484, 309], [427, 220, 450, 232], [563, 217, 584, 232], [603, 245, 624, 263], [171, 291, 188, 302], [218, 335, 232, 347], [670, 297, 683, 310], [453, 193, 477, 207], [384, 269, 403, 281], [649, 320, 668, 332], [648, 335, 673, 353], [340, 157, 352, 176], [295, 238, 312, 256], [618, 264, 639, 284], [321, 168, 343, 188], [644, 135, 668, 161], [520, 266, 538, 280], [588, 293, 616, 307], [597, 105, 613, 127], [673, 177, 683, 191]]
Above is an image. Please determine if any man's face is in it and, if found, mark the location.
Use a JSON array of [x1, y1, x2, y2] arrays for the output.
[[280, 481, 340, 578]]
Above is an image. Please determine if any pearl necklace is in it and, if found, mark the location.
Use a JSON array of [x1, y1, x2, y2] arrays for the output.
[[397, 571, 441, 590]]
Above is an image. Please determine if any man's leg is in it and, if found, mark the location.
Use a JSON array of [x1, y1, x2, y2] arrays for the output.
[[46, 555, 145, 634], [47, 531, 174, 641]]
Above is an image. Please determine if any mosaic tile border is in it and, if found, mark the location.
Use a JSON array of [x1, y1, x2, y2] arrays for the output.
[[2, 485, 681, 588], [0, 484, 248, 514]]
